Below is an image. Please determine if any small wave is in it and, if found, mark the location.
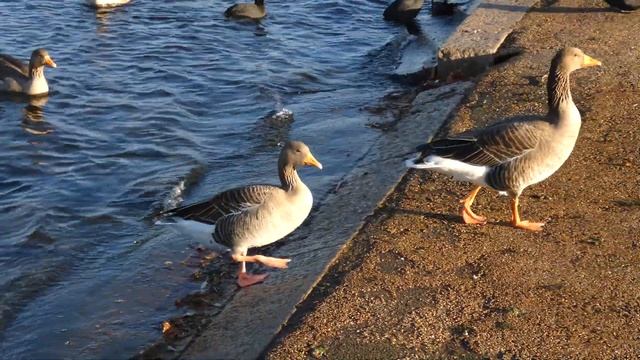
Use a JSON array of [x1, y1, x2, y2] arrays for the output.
[[264, 108, 294, 125], [163, 164, 206, 211], [22, 228, 56, 248]]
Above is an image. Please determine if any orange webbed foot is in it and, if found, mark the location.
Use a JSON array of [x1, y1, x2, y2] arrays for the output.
[[461, 207, 487, 225], [459, 186, 486, 225], [255, 256, 291, 269], [237, 272, 268, 287], [513, 220, 545, 232]]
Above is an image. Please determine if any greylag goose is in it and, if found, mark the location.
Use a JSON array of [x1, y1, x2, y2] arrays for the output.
[[159, 141, 322, 287], [0, 49, 56, 96], [224, 0, 266, 20], [86, 0, 131, 8], [603, 0, 639, 11], [383, 0, 424, 22], [406, 48, 601, 231], [383, 0, 424, 35]]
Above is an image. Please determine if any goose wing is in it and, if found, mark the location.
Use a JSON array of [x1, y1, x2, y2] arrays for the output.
[[418, 118, 548, 167], [162, 184, 279, 225], [0, 54, 29, 79]]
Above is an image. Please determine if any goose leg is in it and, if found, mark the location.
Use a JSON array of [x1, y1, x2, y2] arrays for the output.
[[232, 254, 291, 269], [510, 196, 544, 231], [460, 186, 487, 224], [237, 264, 268, 287], [234, 252, 268, 288], [231, 250, 269, 287]]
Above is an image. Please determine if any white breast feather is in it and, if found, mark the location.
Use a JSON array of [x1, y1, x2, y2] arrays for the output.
[[243, 185, 313, 249], [26, 77, 49, 96]]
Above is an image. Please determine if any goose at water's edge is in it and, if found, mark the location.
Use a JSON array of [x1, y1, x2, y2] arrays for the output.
[[224, 0, 266, 20], [406, 48, 602, 232], [383, 0, 424, 35], [157, 141, 322, 287], [383, 0, 424, 22], [0, 49, 56, 96]]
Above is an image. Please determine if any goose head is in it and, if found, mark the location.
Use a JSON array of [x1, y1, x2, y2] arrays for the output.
[[553, 47, 601, 73], [30, 48, 57, 70], [279, 141, 322, 170]]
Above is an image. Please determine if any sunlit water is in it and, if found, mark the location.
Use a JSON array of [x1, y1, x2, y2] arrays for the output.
[[0, 0, 454, 358]]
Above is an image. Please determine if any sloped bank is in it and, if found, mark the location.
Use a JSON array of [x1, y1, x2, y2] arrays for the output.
[[137, 0, 541, 358], [265, 0, 640, 358]]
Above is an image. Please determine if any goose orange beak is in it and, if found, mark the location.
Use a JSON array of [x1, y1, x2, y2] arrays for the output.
[[582, 54, 601, 68], [304, 153, 323, 170], [44, 55, 57, 68]]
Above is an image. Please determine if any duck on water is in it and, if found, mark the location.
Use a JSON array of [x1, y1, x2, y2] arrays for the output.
[[406, 48, 602, 231], [157, 141, 322, 287], [0, 48, 56, 96]]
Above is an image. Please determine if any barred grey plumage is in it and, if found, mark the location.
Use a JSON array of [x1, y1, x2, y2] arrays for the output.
[[159, 140, 323, 286], [162, 184, 277, 225], [408, 47, 602, 231], [0, 49, 56, 95]]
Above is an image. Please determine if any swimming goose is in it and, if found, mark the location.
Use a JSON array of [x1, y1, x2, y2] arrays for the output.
[[406, 48, 601, 231], [224, 0, 266, 20], [159, 141, 322, 287], [86, 0, 131, 8], [0, 49, 56, 96]]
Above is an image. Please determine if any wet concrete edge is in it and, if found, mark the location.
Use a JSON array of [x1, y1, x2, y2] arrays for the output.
[[179, 82, 473, 360], [180, 1, 538, 358]]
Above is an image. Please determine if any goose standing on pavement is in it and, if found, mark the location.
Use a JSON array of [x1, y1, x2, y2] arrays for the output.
[[224, 0, 266, 20], [406, 48, 602, 231], [0, 49, 57, 96], [158, 141, 322, 287]]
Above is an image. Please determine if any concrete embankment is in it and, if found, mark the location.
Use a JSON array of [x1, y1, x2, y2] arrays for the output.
[[265, 0, 640, 358], [172, 0, 545, 359]]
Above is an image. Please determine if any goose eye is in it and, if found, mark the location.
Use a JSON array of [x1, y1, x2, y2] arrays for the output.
[[295, 149, 301, 153]]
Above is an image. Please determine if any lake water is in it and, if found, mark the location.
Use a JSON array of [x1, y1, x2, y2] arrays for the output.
[[0, 0, 458, 358]]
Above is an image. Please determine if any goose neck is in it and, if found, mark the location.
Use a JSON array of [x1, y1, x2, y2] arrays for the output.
[[279, 164, 300, 191], [29, 65, 45, 80], [547, 64, 573, 119]]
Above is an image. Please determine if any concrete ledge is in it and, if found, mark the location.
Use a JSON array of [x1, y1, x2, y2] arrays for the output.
[[171, 2, 541, 358], [180, 82, 473, 360], [437, 0, 538, 79]]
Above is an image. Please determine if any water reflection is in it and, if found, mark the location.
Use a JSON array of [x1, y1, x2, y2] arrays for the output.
[[93, 4, 129, 33], [254, 24, 268, 37], [22, 96, 52, 135], [94, 9, 114, 33]]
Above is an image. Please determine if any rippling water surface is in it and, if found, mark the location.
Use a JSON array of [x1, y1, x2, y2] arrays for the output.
[[0, 0, 453, 358]]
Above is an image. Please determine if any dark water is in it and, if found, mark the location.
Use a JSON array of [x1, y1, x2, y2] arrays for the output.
[[0, 0, 454, 358]]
